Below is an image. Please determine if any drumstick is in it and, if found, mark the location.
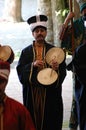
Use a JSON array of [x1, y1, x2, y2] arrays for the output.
[[50, 69, 53, 77]]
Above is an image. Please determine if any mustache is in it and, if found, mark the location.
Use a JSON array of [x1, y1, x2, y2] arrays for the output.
[[37, 34, 44, 38]]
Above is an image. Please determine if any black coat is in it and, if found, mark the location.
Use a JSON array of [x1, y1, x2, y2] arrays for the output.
[[70, 43, 86, 130], [16, 41, 66, 130]]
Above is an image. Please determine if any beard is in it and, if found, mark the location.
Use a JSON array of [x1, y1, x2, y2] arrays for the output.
[[0, 91, 5, 103], [36, 34, 45, 43]]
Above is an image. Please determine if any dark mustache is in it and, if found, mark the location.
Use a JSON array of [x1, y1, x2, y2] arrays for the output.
[[37, 34, 43, 38]]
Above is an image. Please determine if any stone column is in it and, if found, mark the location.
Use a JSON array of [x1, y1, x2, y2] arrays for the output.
[[37, 0, 54, 44], [3, 0, 23, 22], [51, 0, 65, 47]]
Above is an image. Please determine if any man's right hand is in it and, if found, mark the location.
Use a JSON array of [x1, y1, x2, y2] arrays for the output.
[[33, 60, 44, 69]]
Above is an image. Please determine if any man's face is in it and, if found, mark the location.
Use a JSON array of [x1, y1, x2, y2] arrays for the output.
[[0, 79, 7, 98], [82, 8, 86, 15], [32, 27, 47, 43]]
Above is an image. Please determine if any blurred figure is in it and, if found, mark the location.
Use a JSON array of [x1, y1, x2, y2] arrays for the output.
[[71, 43, 86, 130], [0, 60, 36, 130], [60, 0, 86, 130]]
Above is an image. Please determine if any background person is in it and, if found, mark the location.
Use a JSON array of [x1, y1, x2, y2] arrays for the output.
[[16, 14, 66, 130], [71, 42, 86, 130], [0, 60, 36, 130], [60, 0, 86, 130]]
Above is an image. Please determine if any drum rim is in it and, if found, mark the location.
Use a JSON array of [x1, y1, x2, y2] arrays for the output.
[[37, 68, 58, 85], [45, 47, 65, 65]]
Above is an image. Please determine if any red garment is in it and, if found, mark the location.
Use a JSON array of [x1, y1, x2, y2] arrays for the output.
[[0, 96, 36, 130]]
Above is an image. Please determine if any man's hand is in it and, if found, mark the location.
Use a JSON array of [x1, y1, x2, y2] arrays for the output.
[[64, 12, 75, 27], [51, 59, 59, 70], [33, 60, 44, 69]]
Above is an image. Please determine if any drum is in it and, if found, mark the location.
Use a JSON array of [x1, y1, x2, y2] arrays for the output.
[[0, 45, 14, 64], [37, 47, 65, 85], [45, 47, 65, 65], [37, 68, 58, 85]]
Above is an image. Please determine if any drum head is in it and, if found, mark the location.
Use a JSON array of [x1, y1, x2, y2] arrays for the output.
[[45, 47, 65, 65], [0, 45, 14, 63], [37, 68, 58, 85]]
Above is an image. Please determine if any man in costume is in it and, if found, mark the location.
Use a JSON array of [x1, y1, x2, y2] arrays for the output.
[[60, 0, 86, 130], [16, 14, 66, 130], [70, 42, 86, 130], [0, 60, 36, 130]]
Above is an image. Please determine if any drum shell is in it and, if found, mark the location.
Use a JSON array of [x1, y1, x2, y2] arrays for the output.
[[7, 48, 14, 64], [0, 45, 14, 64]]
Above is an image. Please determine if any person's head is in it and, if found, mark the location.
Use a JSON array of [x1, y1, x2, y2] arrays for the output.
[[27, 14, 48, 43], [0, 61, 10, 97], [78, 0, 86, 14]]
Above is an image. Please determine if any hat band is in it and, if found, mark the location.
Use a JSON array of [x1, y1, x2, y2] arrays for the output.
[[0, 69, 10, 80], [29, 21, 47, 31]]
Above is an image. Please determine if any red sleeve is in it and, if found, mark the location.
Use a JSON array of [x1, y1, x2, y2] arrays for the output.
[[18, 105, 36, 130], [4, 97, 36, 130], [23, 108, 36, 130]]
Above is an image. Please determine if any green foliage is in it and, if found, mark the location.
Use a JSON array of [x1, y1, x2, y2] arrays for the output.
[[55, 8, 69, 17], [15, 51, 21, 59], [62, 9, 69, 16]]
